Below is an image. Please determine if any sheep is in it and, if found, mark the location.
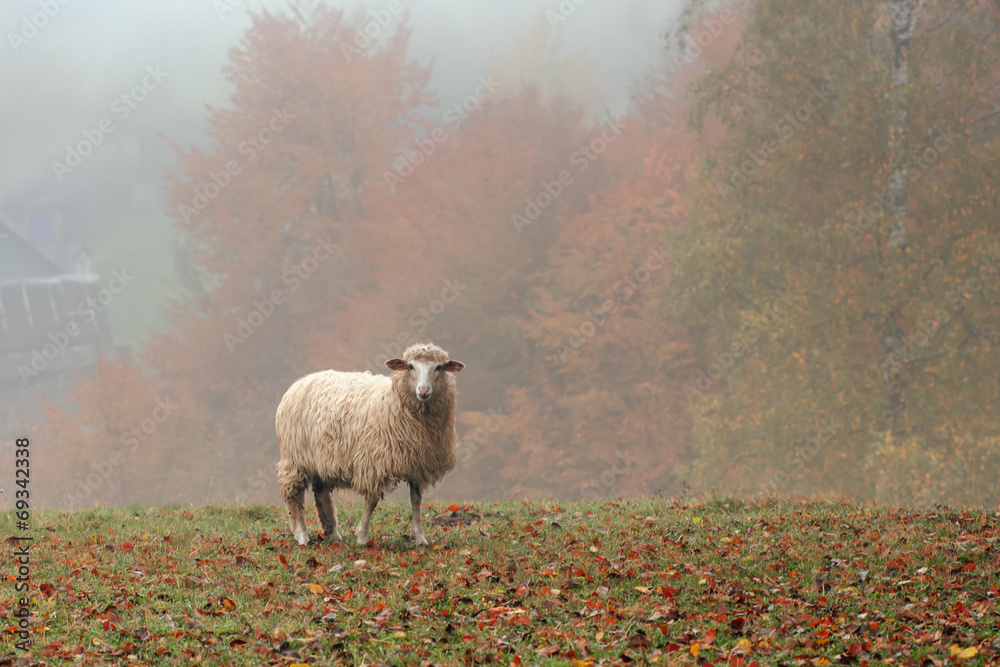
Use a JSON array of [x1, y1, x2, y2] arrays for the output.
[[275, 342, 465, 546]]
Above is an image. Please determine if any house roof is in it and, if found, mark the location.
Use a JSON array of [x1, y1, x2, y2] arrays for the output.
[[0, 218, 63, 283]]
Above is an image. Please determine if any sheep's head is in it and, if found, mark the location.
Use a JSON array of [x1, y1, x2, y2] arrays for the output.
[[386, 343, 464, 402]]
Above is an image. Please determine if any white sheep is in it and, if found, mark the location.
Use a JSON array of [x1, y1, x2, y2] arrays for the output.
[[275, 342, 465, 546]]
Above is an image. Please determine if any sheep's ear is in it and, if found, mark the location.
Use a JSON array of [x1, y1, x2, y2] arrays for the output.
[[443, 360, 465, 373], [386, 358, 408, 371]]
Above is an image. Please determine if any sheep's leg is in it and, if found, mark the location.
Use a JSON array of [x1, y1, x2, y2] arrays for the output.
[[281, 477, 310, 546], [355, 495, 380, 545], [409, 482, 428, 546], [277, 458, 311, 545], [313, 480, 342, 542]]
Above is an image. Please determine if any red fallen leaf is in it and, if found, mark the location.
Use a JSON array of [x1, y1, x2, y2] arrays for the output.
[[537, 644, 560, 656], [39, 583, 56, 598], [120, 542, 134, 551], [515, 584, 529, 597], [628, 632, 651, 649], [230, 639, 247, 648], [305, 556, 321, 569], [448, 504, 462, 512], [279, 554, 289, 567], [701, 628, 717, 645]]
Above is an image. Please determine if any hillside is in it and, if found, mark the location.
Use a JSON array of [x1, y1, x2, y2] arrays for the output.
[[2, 499, 999, 665]]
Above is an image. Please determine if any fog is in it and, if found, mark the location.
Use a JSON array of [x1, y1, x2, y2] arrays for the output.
[[1, 0, 677, 344], [2, 0, 998, 511]]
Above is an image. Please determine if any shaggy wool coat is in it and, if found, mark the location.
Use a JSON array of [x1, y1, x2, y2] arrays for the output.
[[275, 369, 458, 500]]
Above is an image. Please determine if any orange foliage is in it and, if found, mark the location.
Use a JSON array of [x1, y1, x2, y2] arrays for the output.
[[38, 4, 741, 506]]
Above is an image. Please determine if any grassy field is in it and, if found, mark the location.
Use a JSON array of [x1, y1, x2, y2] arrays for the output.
[[2, 498, 999, 666]]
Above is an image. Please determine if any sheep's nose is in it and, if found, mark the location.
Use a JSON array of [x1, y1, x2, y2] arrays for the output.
[[417, 385, 431, 395]]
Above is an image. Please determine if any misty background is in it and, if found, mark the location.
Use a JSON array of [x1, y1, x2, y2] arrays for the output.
[[1, 0, 677, 346], [2, 0, 998, 511]]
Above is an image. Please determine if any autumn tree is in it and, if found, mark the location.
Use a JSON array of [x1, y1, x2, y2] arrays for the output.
[[39, 1, 745, 506], [37, 358, 206, 507], [42, 1, 440, 505], [671, 0, 1000, 503], [381, 31, 727, 499]]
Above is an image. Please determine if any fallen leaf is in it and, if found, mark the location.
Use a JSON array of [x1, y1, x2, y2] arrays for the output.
[[950, 645, 978, 659]]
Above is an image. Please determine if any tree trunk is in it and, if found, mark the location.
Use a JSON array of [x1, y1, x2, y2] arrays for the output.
[[886, 0, 920, 249], [882, 0, 921, 436]]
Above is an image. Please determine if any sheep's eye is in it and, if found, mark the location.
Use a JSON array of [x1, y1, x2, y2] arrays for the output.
[[407, 363, 414, 370], [435, 364, 443, 371]]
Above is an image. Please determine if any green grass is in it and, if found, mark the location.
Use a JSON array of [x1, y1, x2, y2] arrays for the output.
[[2, 499, 999, 665]]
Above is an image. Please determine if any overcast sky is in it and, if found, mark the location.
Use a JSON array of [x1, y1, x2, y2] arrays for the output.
[[2, 1, 681, 191]]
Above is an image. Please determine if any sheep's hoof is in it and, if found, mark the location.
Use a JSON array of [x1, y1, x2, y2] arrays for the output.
[[413, 533, 429, 547], [355, 533, 369, 546], [295, 533, 310, 546]]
